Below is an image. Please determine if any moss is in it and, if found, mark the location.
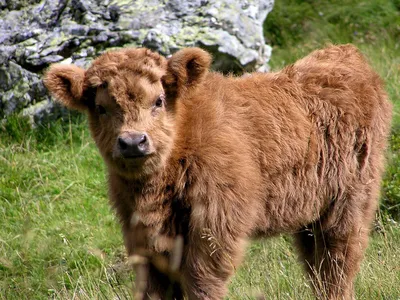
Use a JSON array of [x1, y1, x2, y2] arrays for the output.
[[48, 32, 69, 47], [174, 27, 201, 43], [111, 0, 164, 15], [19, 38, 37, 46]]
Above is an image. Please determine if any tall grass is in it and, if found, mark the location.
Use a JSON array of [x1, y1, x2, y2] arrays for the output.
[[1, 116, 399, 299], [0, 116, 132, 298]]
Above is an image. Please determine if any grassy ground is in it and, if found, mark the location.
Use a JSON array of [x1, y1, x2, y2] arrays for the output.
[[1, 0, 400, 298], [1, 118, 399, 299]]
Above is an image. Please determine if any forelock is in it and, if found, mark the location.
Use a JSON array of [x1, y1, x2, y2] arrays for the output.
[[84, 48, 167, 87]]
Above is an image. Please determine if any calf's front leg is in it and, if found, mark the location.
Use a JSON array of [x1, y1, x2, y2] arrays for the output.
[[182, 229, 248, 300]]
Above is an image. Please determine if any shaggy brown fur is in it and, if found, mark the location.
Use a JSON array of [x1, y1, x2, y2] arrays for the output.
[[44, 44, 392, 299]]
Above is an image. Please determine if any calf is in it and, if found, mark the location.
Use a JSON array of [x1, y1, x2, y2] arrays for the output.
[[44, 44, 392, 299]]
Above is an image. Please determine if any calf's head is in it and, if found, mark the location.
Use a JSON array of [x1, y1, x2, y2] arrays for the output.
[[44, 47, 211, 179]]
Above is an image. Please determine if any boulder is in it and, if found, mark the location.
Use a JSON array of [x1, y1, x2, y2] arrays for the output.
[[0, 0, 274, 126]]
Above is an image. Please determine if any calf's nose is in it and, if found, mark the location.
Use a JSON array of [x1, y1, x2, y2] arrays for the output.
[[118, 132, 149, 158]]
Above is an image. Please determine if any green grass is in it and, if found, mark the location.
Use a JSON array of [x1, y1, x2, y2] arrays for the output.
[[0, 116, 133, 299], [0, 118, 399, 298], [1, 0, 400, 298], [230, 225, 400, 299]]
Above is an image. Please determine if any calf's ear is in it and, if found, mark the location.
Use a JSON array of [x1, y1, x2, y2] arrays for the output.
[[162, 48, 212, 96], [43, 64, 87, 111]]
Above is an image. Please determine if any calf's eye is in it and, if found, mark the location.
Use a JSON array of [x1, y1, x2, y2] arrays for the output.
[[96, 105, 106, 115], [155, 97, 163, 108], [154, 95, 165, 108]]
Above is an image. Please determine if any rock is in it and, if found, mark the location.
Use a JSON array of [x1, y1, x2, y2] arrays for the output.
[[21, 100, 68, 127], [0, 0, 274, 126]]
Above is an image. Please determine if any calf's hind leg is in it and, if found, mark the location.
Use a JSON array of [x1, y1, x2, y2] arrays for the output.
[[294, 209, 373, 300]]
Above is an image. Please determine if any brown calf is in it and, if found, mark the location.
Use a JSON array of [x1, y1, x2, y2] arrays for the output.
[[44, 44, 392, 299]]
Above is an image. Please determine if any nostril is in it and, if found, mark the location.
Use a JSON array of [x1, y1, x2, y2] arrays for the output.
[[138, 134, 147, 146], [118, 137, 128, 150]]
